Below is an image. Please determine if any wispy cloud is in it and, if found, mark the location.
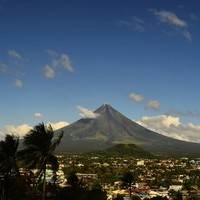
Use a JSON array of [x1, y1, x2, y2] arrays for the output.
[[0, 50, 26, 87], [166, 109, 200, 117], [146, 100, 160, 111], [182, 30, 192, 41], [119, 16, 145, 32], [137, 115, 200, 143], [8, 50, 22, 60], [77, 106, 100, 119], [190, 13, 197, 21], [44, 65, 56, 78], [46, 49, 58, 57], [153, 10, 187, 27], [7, 49, 26, 67], [44, 50, 74, 78], [0, 62, 9, 73], [129, 93, 144, 103], [34, 113, 44, 118], [14, 79, 23, 88], [61, 54, 74, 72], [151, 10, 192, 41]]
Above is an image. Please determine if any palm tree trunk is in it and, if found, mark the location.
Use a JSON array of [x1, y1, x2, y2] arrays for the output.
[[42, 165, 46, 200], [129, 183, 132, 198], [4, 173, 9, 200]]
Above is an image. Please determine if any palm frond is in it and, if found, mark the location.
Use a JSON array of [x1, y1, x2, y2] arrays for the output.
[[50, 131, 63, 152]]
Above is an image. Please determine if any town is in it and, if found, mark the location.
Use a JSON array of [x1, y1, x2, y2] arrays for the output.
[[54, 153, 200, 200]]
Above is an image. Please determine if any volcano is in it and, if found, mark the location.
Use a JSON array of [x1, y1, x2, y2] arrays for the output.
[[57, 104, 200, 156]]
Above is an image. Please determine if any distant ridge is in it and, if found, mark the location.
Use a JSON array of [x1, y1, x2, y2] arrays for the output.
[[92, 144, 153, 158], [57, 104, 200, 157]]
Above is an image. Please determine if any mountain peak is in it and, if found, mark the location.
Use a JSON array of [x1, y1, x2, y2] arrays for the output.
[[58, 104, 200, 156], [95, 104, 114, 113], [101, 103, 111, 108]]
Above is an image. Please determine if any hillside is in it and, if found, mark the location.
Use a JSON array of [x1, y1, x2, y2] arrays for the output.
[[93, 144, 154, 158]]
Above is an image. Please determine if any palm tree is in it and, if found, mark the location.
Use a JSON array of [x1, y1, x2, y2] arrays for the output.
[[19, 122, 63, 200], [0, 134, 19, 200], [121, 171, 134, 198]]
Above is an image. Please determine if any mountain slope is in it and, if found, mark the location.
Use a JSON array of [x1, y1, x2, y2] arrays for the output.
[[57, 104, 200, 157]]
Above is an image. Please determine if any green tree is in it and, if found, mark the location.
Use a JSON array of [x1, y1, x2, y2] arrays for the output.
[[169, 189, 183, 200], [0, 134, 19, 200], [121, 171, 134, 198], [19, 122, 63, 200], [131, 195, 141, 200], [67, 172, 80, 188]]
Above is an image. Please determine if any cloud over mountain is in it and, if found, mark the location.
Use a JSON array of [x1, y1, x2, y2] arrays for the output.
[[77, 105, 100, 119], [137, 115, 200, 143], [47, 121, 70, 130]]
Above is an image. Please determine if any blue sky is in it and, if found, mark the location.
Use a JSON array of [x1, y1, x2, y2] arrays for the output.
[[0, 0, 200, 143]]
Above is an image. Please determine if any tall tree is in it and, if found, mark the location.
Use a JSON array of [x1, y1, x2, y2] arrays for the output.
[[0, 134, 19, 200], [121, 171, 134, 198], [19, 122, 63, 200]]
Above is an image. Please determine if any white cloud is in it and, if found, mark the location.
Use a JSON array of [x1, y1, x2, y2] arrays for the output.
[[137, 115, 200, 143], [153, 10, 187, 27], [1, 124, 32, 139], [129, 93, 144, 103], [14, 79, 23, 87], [146, 100, 160, 110], [47, 121, 70, 130], [77, 106, 100, 119], [138, 115, 180, 129], [0, 121, 70, 140], [8, 50, 22, 60], [44, 65, 56, 78], [61, 54, 74, 72], [34, 113, 44, 118]]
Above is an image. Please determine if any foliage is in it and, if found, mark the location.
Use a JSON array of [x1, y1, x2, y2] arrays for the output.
[[0, 134, 19, 174], [96, 143, 154, 158], [131, 195, 141, 200], [0, 134, 20, 200], [169, 189, 183, 200], [18, 122, 63, 200], [113, 194, 124, 200]]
